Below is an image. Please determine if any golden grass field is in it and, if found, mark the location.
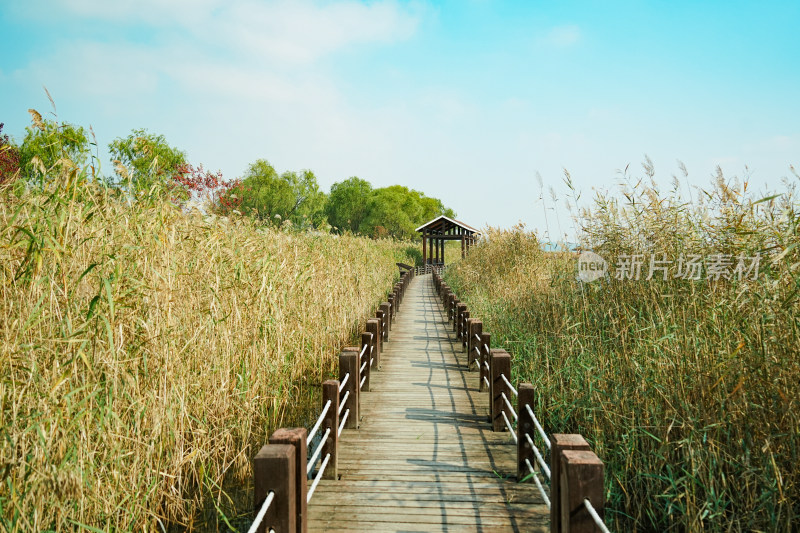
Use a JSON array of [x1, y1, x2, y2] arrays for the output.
[[0, 169, 412, 530], [445, 174, 799, 532]]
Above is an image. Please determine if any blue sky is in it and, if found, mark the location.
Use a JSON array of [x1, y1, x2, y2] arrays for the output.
[[2, 1, 799, 239]]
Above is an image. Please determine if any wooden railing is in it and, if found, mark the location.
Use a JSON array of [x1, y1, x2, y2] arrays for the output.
[[248, 268, 413, 533], [248, 267, 609, 532], [432, 269, 611, 533], [413, 263, 446, 276]]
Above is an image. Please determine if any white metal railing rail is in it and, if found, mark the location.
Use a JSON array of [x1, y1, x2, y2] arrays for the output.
[[307, 400, 331, 446], [525, 404, 551, 450], [525, 433, 551, 478], [525, 458, 551, 509], [585, 498, 612, 533], [501, 410, 517, 443], [306, 453, 331, 503], [501, 392, 518, 421], [247, 491, 275, 533], [500, 374, 518, 397], [338, 409, 349, 436], [339, 391, 349, 415], [306, 427, 330, 474]]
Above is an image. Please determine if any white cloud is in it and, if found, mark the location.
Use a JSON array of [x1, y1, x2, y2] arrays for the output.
[[219, 1, 420, 64], [14, 0, 421, 65], [5, 0, 424, 173]]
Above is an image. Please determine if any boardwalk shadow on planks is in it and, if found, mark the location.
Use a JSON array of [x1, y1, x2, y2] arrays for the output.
[[403, 407, 487, 427]]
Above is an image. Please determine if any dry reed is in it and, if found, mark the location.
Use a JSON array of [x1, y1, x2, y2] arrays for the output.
[[445, 170, 799, 531], [0, 161, 410, 530]]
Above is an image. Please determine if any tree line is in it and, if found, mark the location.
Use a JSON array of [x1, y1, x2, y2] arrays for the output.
[[0, 114, 454, 240]]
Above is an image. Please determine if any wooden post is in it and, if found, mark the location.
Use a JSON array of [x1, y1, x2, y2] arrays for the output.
[[388, 294, 395, 322], [422, 229, 427, 265], [366, 319, 381, 367], [455, 302, 466, 333], [269, 428, 308, 533], [253, 444, 296, 533], [448, 295, 457, 322], [479, 333, 491, 392], [361, 332, 372, 391], [460, 311, 470, 351], [561, 450, 605, 533], [517, 383, 536, 482], [339, 351, 359, 429], [551, 434, 591, 533], [343, 346, 363, 395], [321, 380, 339, 480], [490, 350, 511, 432], [380, 302, 391, 336], [465, 317, 475, 353], [375, 309, 385, 344], [468, 320, 482, 368], [461, 234, 465, 259]]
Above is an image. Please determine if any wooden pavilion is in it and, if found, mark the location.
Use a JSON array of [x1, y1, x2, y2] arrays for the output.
[[415, 215, 479, 265]]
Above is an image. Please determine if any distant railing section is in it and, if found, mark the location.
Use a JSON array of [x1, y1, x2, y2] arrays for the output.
[[248, 268, 413, 533], [413, 263, 447, 276], [432, 269, 610, 533]]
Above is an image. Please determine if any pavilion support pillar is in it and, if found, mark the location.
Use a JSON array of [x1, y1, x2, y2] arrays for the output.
[[422, 230, 427, 265]]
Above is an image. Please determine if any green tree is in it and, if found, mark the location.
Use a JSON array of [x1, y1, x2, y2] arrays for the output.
[[326, 177, 372, 233], [109, 129, 186, 190], [417, 195, 455, 222], [282, 169, 327, 227], [359, 187, 417, 239], [18, 110, 89, 180], [234, 159, 327, 228], [358, 185, 456, 239]]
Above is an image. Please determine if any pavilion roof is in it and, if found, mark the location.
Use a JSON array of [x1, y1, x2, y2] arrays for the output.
[[415, 215, 479, 234]]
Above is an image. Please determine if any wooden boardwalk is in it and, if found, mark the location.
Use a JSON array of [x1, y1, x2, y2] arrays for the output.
[[308, 274, 549, 532]]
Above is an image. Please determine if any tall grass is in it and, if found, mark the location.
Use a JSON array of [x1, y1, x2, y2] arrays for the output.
[[0, 161, 410, 530], [445, 170, 799, 531]]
